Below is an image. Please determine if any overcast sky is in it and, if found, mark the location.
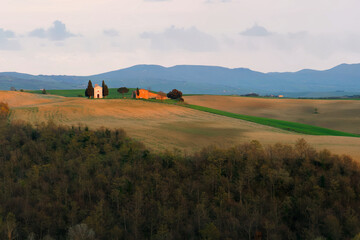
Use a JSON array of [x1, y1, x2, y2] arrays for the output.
[[1, 0, 360, 75]]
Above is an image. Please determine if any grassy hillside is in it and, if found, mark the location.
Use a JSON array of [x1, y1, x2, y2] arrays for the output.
[[3, 91, 360, 159], [27, 88, 136, 99], [24, 89, 360, 137], [186, 104, 360, 137], [185, 95, 360, 134], [142, 97, 360, 137]]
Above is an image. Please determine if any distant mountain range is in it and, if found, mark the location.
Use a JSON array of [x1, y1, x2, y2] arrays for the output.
[[1, 63, 360, 97]]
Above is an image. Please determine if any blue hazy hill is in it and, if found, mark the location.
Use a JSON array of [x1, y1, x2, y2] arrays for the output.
[[1, 63, 360, 97]]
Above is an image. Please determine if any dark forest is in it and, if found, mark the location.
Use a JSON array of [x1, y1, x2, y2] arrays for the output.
[[0, 116, 359, 239]]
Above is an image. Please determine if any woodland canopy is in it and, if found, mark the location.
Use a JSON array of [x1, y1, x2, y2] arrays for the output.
[[0, 113, 359, 239]]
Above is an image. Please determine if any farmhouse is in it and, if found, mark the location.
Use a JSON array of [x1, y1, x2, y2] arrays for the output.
[[132, 89, 167, 100], [94, 84, 103, 99]]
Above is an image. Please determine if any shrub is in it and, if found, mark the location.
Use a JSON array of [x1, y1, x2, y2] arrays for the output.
[[167, 89, 183, 99], [0, 102, 10, 119]]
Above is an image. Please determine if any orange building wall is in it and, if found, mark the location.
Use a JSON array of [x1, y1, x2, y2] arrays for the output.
[[136, 89, 167, 100]]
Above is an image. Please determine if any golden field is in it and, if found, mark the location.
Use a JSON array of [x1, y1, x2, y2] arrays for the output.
[[185, 95, 360, 134], [1, 91, 360, 160]]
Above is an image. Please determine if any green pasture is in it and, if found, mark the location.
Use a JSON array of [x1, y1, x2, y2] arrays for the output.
[[135, 98, 360, 137], [185, 104, 360, 137], [27, 88, 136, 99]]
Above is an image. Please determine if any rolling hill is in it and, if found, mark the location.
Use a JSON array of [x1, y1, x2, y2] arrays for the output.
[[185, 95, 360, 134], [1, 63, 360, 97], [2, 91, 360, 160]]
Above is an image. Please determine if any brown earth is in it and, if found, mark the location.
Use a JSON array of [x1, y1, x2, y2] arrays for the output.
[[185, 95, 360, 134], [1, 91, 360, 161]]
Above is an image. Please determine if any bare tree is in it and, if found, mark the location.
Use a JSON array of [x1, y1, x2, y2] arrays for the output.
[[68, 224, 95, 240], [42, 235, 55, 240], [27, 233, 35, 240], [6, 212, 16, 240], [157, 91, 166, 102]]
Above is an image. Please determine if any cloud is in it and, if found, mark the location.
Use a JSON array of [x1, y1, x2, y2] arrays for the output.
[[240, 24, 271, 37], [0, 28, 20, 50], [29, 20, 76, 41], [234, 26, 360, 60], [140, 26, 218, 52], [0, 29, 15, 38], [103, 29, 119, 37], [205, 0, 231, 3]]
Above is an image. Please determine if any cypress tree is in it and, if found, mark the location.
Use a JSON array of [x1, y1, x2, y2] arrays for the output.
[[102, 80, 109, 98], [85, 80, 94, 98]]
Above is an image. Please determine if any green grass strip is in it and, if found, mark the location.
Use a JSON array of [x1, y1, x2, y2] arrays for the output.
[[185, 104, 360, 137]]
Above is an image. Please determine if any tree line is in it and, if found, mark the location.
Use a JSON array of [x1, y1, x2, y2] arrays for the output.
[[0, 103, 359, 239], [85, 80, 184, 101]]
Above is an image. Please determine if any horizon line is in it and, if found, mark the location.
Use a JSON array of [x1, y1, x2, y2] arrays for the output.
[[0, 62, 358, 77]]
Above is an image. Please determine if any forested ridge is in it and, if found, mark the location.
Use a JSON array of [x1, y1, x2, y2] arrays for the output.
[[0, 117, 360, 239]]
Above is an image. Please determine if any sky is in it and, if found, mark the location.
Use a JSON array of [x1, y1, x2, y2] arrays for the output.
[[1, 0, 360, 75]]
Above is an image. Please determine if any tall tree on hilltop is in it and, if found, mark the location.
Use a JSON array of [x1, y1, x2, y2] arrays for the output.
[[85, 80, 94, 99], [102, 80, 109, 98], [117, 87, 129, 98]]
